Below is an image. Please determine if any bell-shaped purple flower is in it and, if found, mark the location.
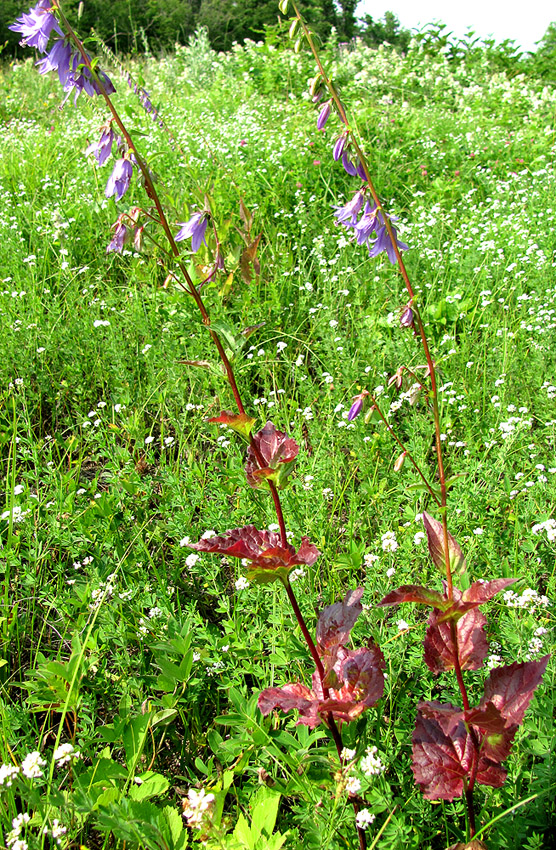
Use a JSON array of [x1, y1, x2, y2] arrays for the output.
[[333, 133, 348, 162], [36, 37, 71, 83], [334, 190, 365, 229], [354, 201, 380, 245], [341, 151, 358, 177], [317, 101, 331, 131], [400, 305, 414, 327], [106, 219, 129, 253], [368, 223, 409, 264], [85, 126, 116, 166], [175, 212, 209, 252], [105, 158, 133, 202], [348, 390, 369, 421], [10, 1, 63, 54]]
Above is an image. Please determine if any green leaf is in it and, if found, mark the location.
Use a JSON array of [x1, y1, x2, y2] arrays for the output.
[[129, 772, 170, 801]]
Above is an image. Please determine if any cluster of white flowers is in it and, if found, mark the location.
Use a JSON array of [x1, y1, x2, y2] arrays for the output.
[[235, 576, 250, 591], [89, 575, 116, 610], [532, 518, 556, 542], [53, 743, 80, 767], [21, 751, 46, 779], [182, 788, 215, 828], [7, 813, 31, 850], [355, 809, 376, 830], [503, 588, 550, 612], [0, 763, 20, 787], [363, 553, 379, 568], [381, 531, 398, 553], [360, 746, 385, 777], [1, 506, 30, 523], [44, 819, 67, 846], [526, 626, 549, 661]]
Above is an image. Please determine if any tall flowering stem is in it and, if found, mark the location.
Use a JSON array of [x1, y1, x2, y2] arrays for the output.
[[290, 0, 477, 833], [290, 1, 454, 597], [27, 6, 367, 843]]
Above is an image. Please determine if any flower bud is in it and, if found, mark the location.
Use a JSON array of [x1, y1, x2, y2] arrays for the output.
[[317, 101, 331, 131], [289, 19, 299, 39], [393, 451, 407, 472], [400, 305, 414, 328]]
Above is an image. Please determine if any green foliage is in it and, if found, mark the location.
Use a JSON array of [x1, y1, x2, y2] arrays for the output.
[[0, 11, 555, 850]]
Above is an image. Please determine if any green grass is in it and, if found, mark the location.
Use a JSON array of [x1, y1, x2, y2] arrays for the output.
[[0, 26, 554, 850]]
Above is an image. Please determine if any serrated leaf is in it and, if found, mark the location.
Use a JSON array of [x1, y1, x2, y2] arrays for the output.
[[188, 525, 319, 584], [422, 512, 466, 575], [378, 584, 447, 610], [207, 410, 256, 439], [245, 421, 299, 491], [483, 655, 550, 726], [412, 706, 473, 800], [424, 602, 488, 674], [316, 588, 364, 657]]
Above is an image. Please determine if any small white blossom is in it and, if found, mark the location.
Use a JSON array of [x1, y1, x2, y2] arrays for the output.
[[355, 808, 376, 829], [53, 743, 80, 767], [235, 576, 250, 591], [21, 751, 46, 779]]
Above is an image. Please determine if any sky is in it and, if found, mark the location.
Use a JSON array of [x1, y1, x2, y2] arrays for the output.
[[356, 0, 555, 53]]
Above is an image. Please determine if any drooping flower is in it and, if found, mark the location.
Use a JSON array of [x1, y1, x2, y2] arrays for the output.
[[368, 223, 409, 264], [175, 212, 209, 252], [35, 36, 71, 82], [85, 125, 116, 166], [106, 218, 129, 253], [400, 305, 414, 327], [334, 189, 365, 229], [341, 150, 358, 176], [105, 158, 133, 202], [9, 1, 63, 53], [354, 200, 380, 244], [317, 100, 331, 130], [333, 132, 349, 161], [348, 390, 369, 421]]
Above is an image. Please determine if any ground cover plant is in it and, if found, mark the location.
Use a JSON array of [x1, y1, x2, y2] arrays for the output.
[[0, 2, 555, 849]]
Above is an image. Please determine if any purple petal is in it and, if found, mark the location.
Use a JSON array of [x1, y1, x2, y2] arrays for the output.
[[317, 101, 331, 130]]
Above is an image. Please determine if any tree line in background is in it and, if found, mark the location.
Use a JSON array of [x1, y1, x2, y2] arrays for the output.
[[1, 0, 556, 81]]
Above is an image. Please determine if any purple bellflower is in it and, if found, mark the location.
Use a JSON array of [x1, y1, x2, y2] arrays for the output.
[[333, 132, 349, 161], [9, 1, 63, 53], [368, 223, 409, 264], [106, 219, 129, 253], [354, 201, 380, 244], [334, 190, 365, 229], [35, 36, 71, 83], [85, 125, 117, 166], [175, 212, 209, 252], [341, 151, 358, 177], [317, 101, 331, 130], [348, 390, 369, 422], [105, 158, 133, 202]]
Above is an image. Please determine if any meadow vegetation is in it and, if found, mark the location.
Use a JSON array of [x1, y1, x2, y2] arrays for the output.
[[0, 6, 555, 849]]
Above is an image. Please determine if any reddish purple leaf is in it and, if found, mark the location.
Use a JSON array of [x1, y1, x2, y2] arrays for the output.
[[413, 701, 512, 797], [483, 656, 550, 726], [461, 578, 518, 606], [412, 707, 473, 800], [316, 588, 364, 657], [481, 724, 518, 764], [378, 584, 447, 610], [258, 683, 321, 728], [475, 756, 507, 788], [465, 702, 507, 735], [424, 604, 488, 674], [422, 512, 466, 575], [320, 645, 385, 721], [207, 410, 256, 439], [188, 525, 320, 584], [245, 421, 299, 490]]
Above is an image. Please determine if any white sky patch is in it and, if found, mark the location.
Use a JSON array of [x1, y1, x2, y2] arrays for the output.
[[356, 0, 553, 53]]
